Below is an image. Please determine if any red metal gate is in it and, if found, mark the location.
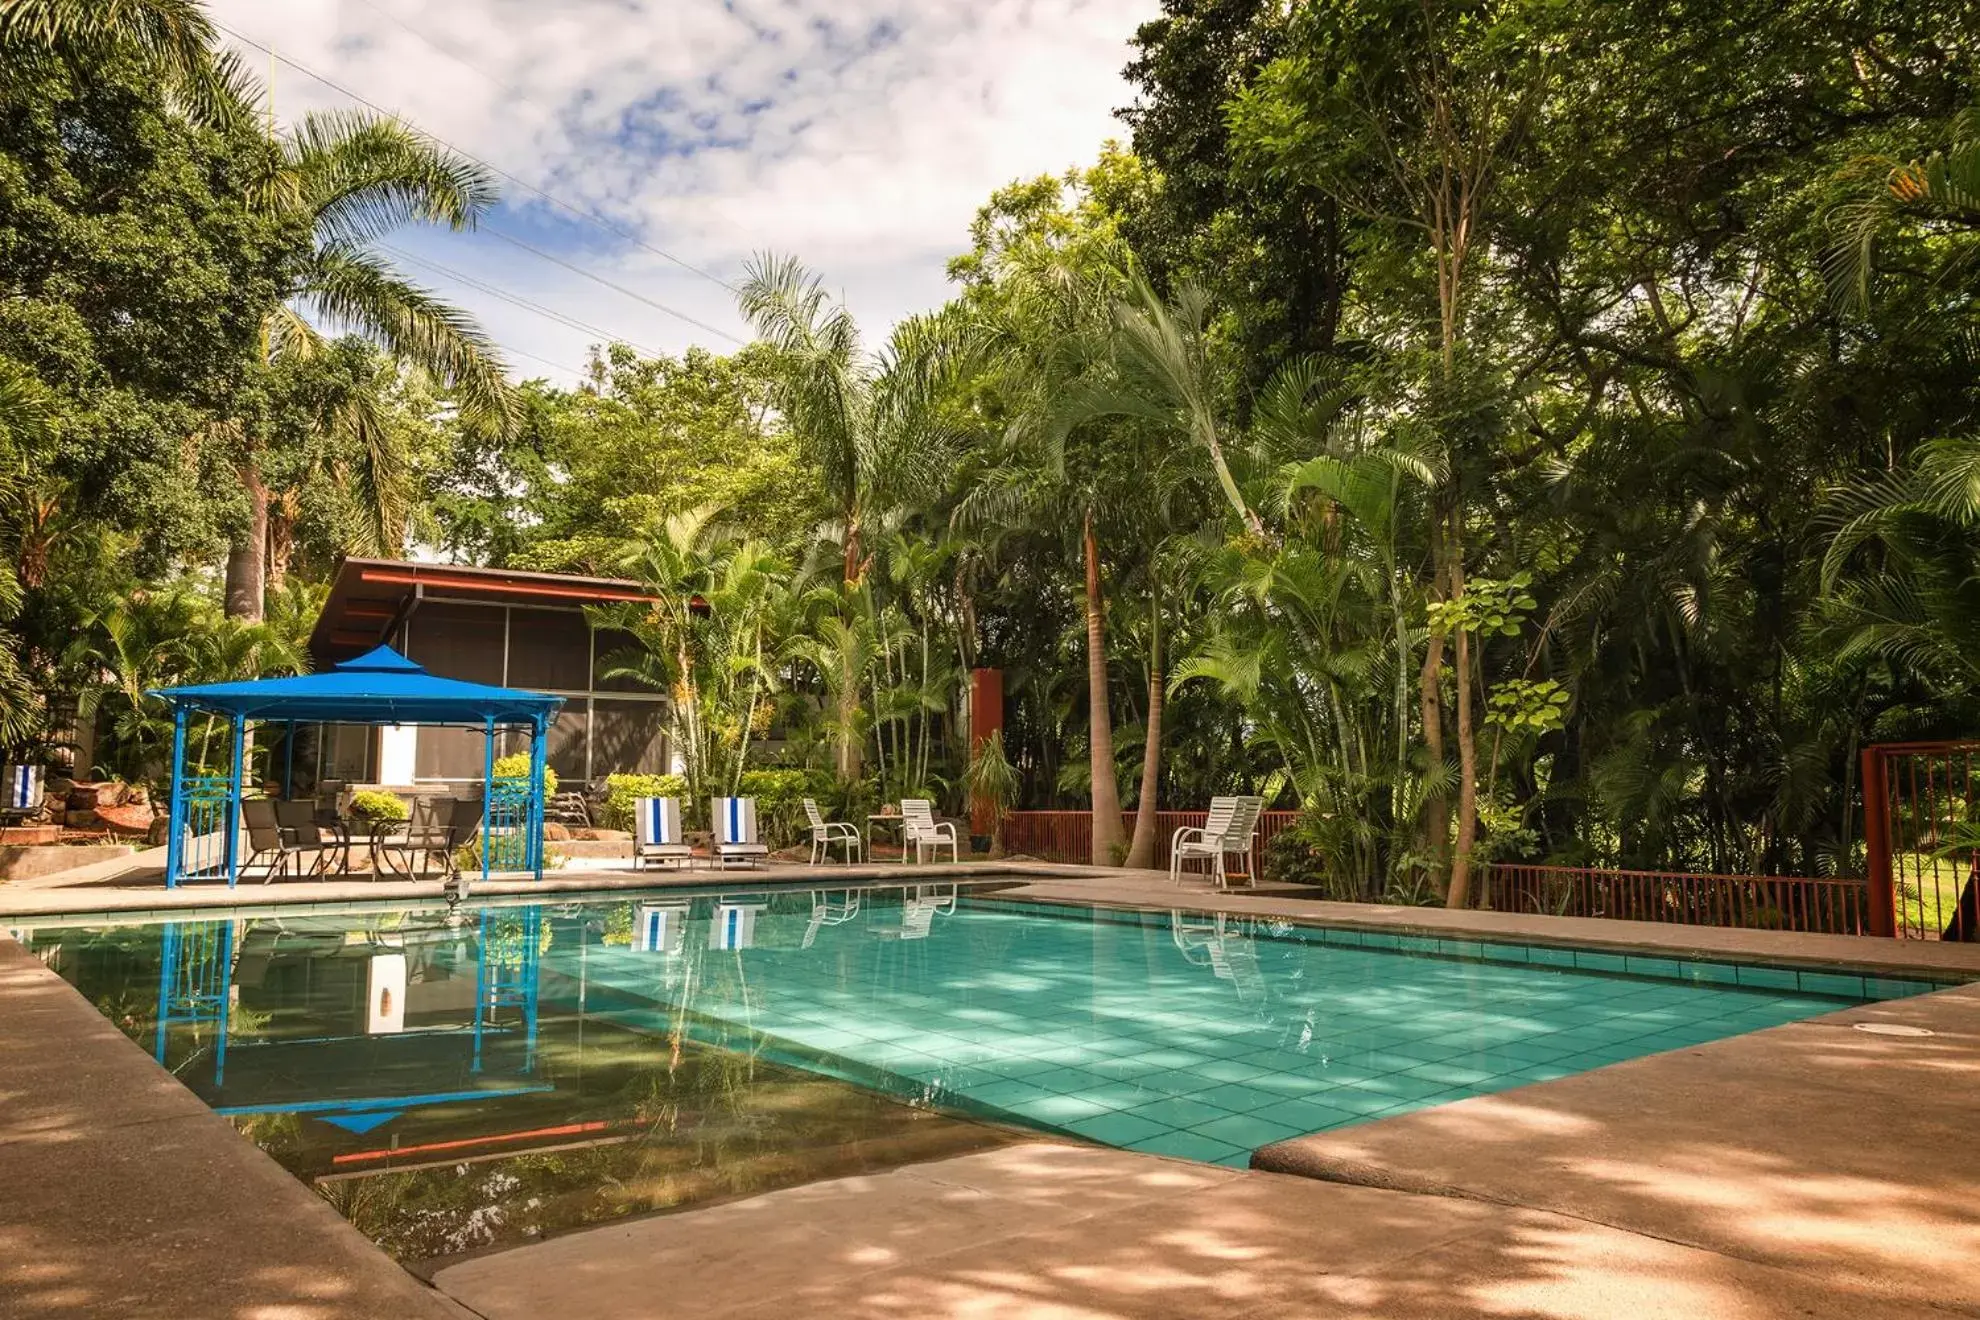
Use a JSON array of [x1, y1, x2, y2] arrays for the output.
[[1862, 741, 1980, 940]]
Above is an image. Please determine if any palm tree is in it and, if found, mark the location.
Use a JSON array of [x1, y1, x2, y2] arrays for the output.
[[223, 110, 515, 618], [1826, 104, 1980, 309], [737, 256, 880, 586], [0, 0, 255, 130]]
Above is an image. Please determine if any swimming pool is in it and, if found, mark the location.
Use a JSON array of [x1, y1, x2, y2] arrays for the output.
[[17, 883, 1943, 1257]]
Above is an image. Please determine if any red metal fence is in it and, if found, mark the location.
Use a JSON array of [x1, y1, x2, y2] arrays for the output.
[[1863, 741, 1980, 940], [1002, 809, 1300, 872], [1482, 864, 1870, 935]]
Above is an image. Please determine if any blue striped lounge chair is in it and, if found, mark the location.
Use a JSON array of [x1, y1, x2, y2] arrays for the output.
[[0, 764, 42, 834], [710, 796, 769, 869], [633, 797, 693, 871]]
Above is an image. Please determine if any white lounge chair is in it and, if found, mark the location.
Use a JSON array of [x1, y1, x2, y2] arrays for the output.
[[711, 796, 770, 869], [900, 798, 957, 864], [1171, 795, 1265, 889], [632, 796, 693, 871], [803, 797, 863, 864]]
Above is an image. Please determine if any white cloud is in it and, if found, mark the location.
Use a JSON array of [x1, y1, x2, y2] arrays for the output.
[[211, 0, 1157, 383]]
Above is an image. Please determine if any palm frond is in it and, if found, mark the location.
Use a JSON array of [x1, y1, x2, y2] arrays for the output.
[[285, 110, 499, 245], [302, 245, 517, 436]]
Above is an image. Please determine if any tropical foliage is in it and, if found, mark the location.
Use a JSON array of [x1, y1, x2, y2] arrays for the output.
[[8, 0, 1980, 906]]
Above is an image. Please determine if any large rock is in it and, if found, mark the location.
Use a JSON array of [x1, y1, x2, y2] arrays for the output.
[[95, 802, 154, 837], [543, 823, 573, 842], [63, 809, 99, 828], [147, 817, 172, 847], [65, 782, 125, 810]]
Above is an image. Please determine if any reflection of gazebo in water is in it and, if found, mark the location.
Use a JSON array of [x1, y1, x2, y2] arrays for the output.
[[152, 907, 548, 1130], [150, 644, 564, 887]]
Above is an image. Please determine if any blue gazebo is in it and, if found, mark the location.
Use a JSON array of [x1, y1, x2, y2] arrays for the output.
[[151, 645, 565, 888]]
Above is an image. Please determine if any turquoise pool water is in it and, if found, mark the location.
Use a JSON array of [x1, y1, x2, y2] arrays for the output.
[[16, 883, 1943, 1253]]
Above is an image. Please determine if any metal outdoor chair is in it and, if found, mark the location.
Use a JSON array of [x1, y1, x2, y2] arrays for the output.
[[272, 798, 332, 877], [242, 798, 313, 883]]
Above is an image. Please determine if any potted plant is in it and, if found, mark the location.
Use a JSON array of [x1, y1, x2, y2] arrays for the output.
[[346, 789, 409, 837], [963, 730, 1021, 856]]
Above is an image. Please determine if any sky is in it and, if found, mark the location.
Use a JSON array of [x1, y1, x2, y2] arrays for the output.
[[210, 0, 1159, 385]]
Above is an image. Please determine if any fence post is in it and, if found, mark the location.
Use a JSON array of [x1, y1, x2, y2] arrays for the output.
[[1862, 746, 1897, 938]]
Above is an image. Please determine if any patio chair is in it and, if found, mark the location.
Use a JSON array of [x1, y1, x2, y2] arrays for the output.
[[0, 765, 43, 842], [1171, 795, 1265, 889], [711, 796, 769, 869], [400, 796, 483, 880], [803, 797, 862, 864], [380, 795, 457, 879], [272, 799, 331, 877], [242, 798, 312, 883], [900, 798, 957, 864], [632, 796, 693, 871]]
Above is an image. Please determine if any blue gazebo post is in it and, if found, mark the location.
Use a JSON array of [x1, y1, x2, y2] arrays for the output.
[[281, 721, 297, 799], [479, 715, 495, 884], [164, 707, 188, 889], [223, 714, 246, 888], [527, 711, 549, 879]]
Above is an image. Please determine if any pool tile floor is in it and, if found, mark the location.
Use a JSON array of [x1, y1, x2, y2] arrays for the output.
[[577, 897, 1889, 1166]]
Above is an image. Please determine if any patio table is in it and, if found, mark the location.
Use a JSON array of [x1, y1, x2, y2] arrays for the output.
[[867, 812, 908, 862]]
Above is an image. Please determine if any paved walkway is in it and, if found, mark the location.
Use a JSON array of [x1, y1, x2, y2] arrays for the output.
[[10, 864, 1980, 1316], [0, 938, 465, 1320]]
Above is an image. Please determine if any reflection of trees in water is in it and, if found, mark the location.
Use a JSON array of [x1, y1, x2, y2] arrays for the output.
[[312, 1027, 1005, 1263]]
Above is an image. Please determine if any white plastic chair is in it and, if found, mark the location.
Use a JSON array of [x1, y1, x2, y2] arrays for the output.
[[711, 796, 769, 869], [632, 796, 693, 871], [1171, 795, 1264, 888], [900, 798, 957, 864], [803, 797, 863, 865]]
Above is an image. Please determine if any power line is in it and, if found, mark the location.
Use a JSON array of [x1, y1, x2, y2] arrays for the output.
[[212, 18, 744, 298], [379, 243, 665, 357], [482, 226, 746, 345], [347, 0, 558, 119]]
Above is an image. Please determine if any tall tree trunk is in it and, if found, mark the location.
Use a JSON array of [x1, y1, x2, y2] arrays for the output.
[[1417, 518, 1449, 893], [224, 461, 268, 621], [1447, 540, 1481, 909], [843, 506, 863, 584], [1084, 509, 1126, 866], [1124, 589, 1164, 871], [266, 493, 295, 595]]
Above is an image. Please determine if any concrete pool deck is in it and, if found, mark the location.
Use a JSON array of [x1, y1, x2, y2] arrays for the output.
[[7, 864, 1980, 1316]]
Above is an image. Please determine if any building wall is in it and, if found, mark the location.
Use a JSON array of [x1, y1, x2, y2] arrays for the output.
[[336, 596, 672, 787]]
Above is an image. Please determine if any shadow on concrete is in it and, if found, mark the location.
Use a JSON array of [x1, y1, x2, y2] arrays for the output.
[[0, 942, 461, 1319]]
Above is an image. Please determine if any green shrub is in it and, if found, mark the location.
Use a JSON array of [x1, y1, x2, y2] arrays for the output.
[[349, 789, 409, 822], [738, 768, 836, 846], [492, 752, 557, 798], [602, 772, 688, 830]]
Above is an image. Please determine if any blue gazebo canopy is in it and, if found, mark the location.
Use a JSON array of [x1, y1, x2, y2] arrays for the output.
[[151, 644, 565, 726], [151, 644, 563, 889]]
